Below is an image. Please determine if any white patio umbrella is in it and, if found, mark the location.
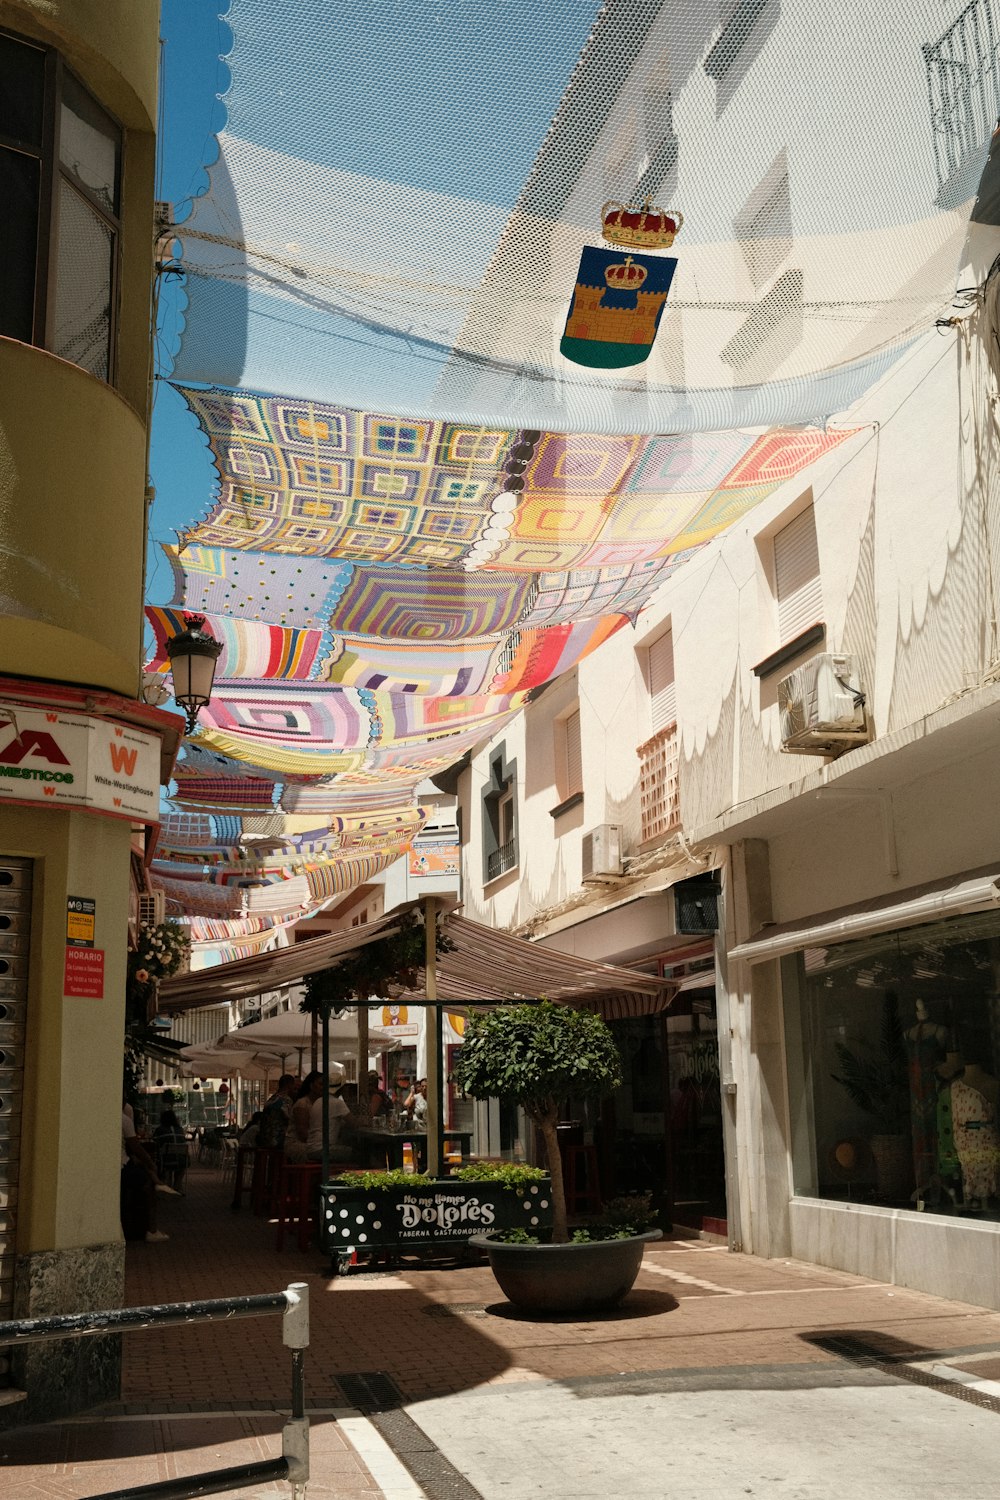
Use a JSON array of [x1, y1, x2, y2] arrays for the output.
[[225, 1010, 400, 1070], [177, 1043, 284, 1082]]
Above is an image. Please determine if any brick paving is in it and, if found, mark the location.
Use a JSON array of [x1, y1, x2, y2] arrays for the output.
[[4, 1161, 1000, 1497]]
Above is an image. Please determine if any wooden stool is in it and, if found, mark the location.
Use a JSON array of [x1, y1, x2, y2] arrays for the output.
[[250, 1147, 284, 1217], [563, 1143, 602, 1216], [230, 1145, 256, 1209], [275, 1161, 322, 1251]]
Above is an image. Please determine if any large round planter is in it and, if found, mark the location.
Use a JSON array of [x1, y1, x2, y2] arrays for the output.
[[470, 1229, 662, 1314]]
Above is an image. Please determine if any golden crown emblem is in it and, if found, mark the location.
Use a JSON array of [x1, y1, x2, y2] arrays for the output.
[[604, 256, 648, 290], [601, 198, 683, 249]]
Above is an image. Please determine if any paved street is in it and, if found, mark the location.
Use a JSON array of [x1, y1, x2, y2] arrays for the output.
[[3, 1163, 1000, 1497]]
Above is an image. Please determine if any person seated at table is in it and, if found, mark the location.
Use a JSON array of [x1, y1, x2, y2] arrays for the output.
[[367, 1071, 391, 1119], [404, 1078, 428, 1125], [256, 1074, 297, 1153], [238, 1110, 263, 1147], [284, 1072, 357, 1164]]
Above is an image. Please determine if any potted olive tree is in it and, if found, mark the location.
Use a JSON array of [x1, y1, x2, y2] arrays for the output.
[[454, 1000, 661, 1313]]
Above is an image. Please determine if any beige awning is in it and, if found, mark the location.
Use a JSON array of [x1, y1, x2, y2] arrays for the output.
[[157, 909, 408, 1011], [157, 906, 672, 1014], [728, 866, 1000, 966]]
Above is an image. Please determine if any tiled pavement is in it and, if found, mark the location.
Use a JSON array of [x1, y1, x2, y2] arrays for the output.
[[5, 1162, 1000, 1497]]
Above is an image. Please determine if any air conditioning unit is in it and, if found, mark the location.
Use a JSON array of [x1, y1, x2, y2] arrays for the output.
[[778, 653, 870, 756], [138, 890, 166, 927], [581, 824, 624, 882]]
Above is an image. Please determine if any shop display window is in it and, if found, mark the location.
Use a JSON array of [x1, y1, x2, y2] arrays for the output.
[[784, 910, 1000, 1217]]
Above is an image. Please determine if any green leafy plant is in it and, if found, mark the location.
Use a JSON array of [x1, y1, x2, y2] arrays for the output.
[[494, 1227, 541, 1244], [831, 991, 910, 1135], [301, 911, 454, 1014], [450, 1162, 548, 1189], [453, 1000, 622, 1243], [328, 1170, 431, 1190], [570, 1226, 640, 1242], [601, 1192, 658, 1232]]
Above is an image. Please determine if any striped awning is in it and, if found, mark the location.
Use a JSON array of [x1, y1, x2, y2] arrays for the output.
[[156, 906, 672, 1015]]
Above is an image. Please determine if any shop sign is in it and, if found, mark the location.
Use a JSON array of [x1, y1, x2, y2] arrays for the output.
[[321, 1178, 552, 1257], [64, 946, 105, 998], [0, 705, 160, 823], [66, 896, 96, 947], [371, 1002, 420, 1039], [407, 838, 460, 878]]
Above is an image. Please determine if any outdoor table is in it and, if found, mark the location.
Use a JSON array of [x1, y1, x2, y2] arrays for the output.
[[351, 1127, 474, 1171]]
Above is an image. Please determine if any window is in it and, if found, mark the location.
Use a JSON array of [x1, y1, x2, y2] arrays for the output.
[[647, 630, 676, 734], [0, 28, 122, 381], [560, 708, 583, 799], [482, 743, 518, 883], [786, 908, 1000, 1215], [773, 506, 821, 644]]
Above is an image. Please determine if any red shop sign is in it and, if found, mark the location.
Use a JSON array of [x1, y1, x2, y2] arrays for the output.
[[64, 946, 105, 998]]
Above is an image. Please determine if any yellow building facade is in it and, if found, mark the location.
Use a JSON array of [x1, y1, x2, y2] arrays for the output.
[[0, 0, 178, 1422]]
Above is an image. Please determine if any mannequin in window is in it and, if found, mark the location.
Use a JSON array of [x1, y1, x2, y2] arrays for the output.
[[933, 1052, 964, 1204], [905, 997, 948, 1190], [949, 1059, 1000, 1208]]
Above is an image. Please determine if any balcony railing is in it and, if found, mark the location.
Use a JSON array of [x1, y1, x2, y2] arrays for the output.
[[637, 723, 680, 844], [486, 839, 518, 881], [923, 0, 1000, 190]]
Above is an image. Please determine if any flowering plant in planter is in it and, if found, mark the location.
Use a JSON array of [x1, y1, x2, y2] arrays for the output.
[[128, 921, 190, 1021], [123, 920, 190, 1103]]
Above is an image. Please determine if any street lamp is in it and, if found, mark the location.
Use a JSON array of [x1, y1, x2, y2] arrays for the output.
[[165, 614, 223, 735]]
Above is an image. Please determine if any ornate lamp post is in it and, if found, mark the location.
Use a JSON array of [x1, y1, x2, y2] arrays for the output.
[[165, 614, 223, 735]]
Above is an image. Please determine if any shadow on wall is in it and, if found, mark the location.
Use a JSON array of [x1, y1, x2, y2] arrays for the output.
[[884, 314, 1000, 733]]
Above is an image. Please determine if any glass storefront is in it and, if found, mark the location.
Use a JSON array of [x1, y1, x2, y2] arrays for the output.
[[785, 909, 1000, 1218]]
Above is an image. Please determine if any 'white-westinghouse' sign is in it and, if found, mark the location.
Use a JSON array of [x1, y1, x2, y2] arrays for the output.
[[0, 704, 160, 823]]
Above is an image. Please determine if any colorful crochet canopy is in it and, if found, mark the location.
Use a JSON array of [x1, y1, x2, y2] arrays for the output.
[[151, 0, 993, 924]]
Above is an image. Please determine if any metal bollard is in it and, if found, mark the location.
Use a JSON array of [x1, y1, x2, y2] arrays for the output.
[[282, 1282, 310, 1493]]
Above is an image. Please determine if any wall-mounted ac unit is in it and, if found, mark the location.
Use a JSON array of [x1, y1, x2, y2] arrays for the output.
[[778, 652, 870, 756], [581, 824, 624, 882], [138, 890, 166, 927]]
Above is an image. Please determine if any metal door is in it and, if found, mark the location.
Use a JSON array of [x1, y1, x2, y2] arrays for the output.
[[0, 856, 31, 1377]]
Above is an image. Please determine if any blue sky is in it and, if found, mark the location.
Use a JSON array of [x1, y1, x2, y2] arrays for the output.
[[147, 0, 230, 609], [146, 0, 601, 613]]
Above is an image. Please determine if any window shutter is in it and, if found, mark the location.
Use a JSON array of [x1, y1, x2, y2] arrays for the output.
[[774, 507, 821, 642], [564, 710, 582, 795], [648, 631, 676, 733]]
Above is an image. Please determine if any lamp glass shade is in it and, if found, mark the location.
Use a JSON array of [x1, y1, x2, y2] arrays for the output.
[[165, 618, 223, 719], [168, 646, 217, 709]]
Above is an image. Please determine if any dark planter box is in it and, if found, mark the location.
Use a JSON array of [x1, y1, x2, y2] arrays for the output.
[[321, 1177, 552, 1261]]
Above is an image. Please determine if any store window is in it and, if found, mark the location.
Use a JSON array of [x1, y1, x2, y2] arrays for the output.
[[785, 909, 1000, 1217], [0, 27, 122, 381]]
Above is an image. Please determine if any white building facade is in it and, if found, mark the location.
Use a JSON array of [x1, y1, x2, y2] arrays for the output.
[[457, 269, 1000, 1307]]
